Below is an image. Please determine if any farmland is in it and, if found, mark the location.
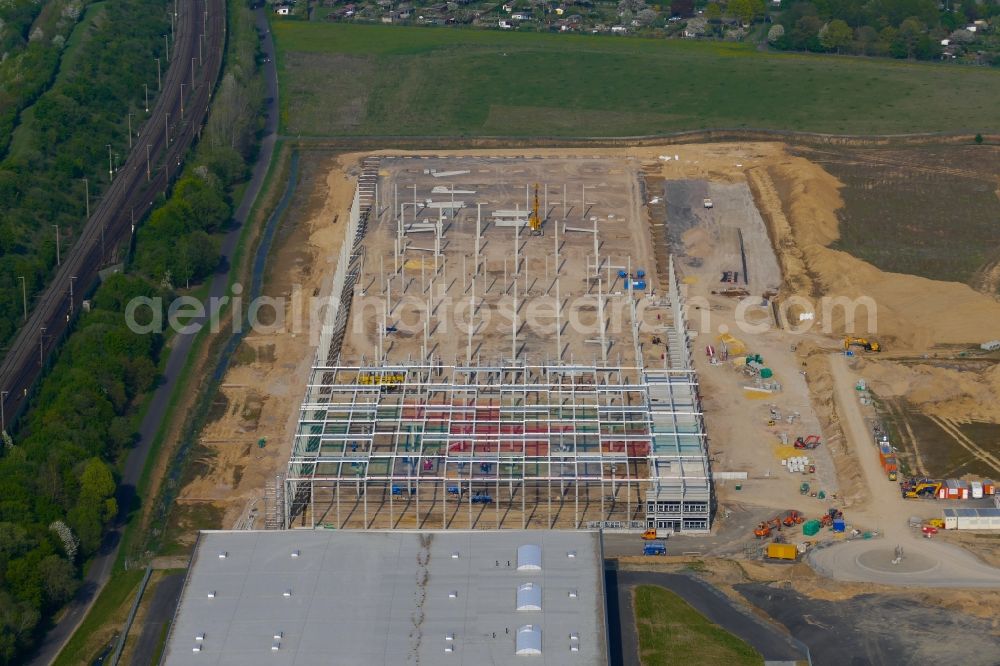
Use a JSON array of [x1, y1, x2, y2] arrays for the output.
[[271, 22, 1000, 137], [794, 144, 1000, 289]]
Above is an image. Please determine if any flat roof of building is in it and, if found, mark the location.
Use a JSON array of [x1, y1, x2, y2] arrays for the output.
[[162, 530, 608, 665]]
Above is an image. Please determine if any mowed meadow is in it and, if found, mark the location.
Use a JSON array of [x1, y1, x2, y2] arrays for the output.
[[271, 22, 1000, 137]]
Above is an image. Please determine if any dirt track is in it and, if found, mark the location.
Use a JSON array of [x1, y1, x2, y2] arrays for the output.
[[806, 355, 1000, 589]]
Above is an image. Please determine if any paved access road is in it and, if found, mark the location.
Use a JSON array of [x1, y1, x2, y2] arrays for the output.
[[605, 567, 807, 664], [807, 354, 1000, 589], [25, 6, 279, 664]]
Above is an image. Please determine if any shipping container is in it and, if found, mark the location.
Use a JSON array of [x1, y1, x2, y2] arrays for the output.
[[883, 456, 898, 474], [802, 520, 821, 536], [832, 518, 846, 533], [766, 543, 798, 561]]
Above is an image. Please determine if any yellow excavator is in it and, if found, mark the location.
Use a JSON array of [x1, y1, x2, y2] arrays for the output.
[[528, 183, 543, 236], [844, 336, 882, 352]]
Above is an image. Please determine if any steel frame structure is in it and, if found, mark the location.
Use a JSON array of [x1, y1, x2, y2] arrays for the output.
[[283, 164, 713, 533]]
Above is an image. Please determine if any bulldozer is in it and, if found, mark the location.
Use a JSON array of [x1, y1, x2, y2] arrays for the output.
[[844, 336, 882, 352]]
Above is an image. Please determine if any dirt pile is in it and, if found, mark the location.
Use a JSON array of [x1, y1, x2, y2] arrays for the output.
[[796, 341, 868, 508], [749, 156, 1000, 351], [860, 358, 1000, 423]]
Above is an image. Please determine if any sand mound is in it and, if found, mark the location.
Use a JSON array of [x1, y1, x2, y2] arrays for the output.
[[755, 156, 1000, 351], [860, 358, 1000, 422]]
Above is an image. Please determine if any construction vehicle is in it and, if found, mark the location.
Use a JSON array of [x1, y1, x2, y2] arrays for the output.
[[641, 529, 658, 540], [844, 336, 882, 352], [528, 183, 543, 235], [793, 435, 821, 450], [703, 198, 713, 209], [782, 510, 804, 527], [754, 516, 784, 538], [900, 478, 942, 499], [643, 540, 667, 556], [819, 508, 844, 528]]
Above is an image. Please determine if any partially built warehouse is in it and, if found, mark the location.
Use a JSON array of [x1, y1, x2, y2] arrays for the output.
[[282, 157, 712, 534]]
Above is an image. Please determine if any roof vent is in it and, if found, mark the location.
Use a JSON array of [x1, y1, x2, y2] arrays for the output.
[[515, 625, 542, 656], [273, 631, 283, 640], [283, 589, 292, 598], [445, 646, 455, 653], [451, 551, 460, 559], [570, 644, 580, 652], [516, 544, 542, 571], [448, 590, 458, 599], [570, 632, 579, 641], [195, 633, 205, 642], [272, 641, 281, 651], [291, 550, 300, 558], [218, 551, 228, 559], [445, 633, 455, 641], [192, 645, 203, 653], [206, 591, 216, 599], [567, 550, 577, 558], [516, 582, 542, 611], [568, 590, 578, 598]]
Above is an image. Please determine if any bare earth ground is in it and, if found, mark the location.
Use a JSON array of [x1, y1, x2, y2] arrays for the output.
[[158, 143, 1000, 664], [173, 143, 999, 628], [177, 152, 356, 530]]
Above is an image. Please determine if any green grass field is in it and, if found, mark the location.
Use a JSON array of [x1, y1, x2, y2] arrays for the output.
[[271, 22, 1000, 137], [632, 585, 764, 666]]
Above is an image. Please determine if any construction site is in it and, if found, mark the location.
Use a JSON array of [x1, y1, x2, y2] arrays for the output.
[[281, 157, 713, 533], [162, 143, 1000, 664]]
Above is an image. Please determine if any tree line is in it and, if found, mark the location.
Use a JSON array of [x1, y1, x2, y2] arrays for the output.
[[0, 0, 264, 661], [768, 0, 1000, 60], [0, 0, 167, 355]]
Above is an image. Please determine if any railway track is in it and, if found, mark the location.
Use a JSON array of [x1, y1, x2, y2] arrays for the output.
[[0, 0, 226, 432]]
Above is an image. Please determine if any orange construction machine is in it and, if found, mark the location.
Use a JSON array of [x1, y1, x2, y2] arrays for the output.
[[782, 510, 804, 527], [754, 516, 784, 538]]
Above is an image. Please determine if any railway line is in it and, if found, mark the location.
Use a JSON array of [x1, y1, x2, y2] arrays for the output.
[[0, 0, 225, 433]]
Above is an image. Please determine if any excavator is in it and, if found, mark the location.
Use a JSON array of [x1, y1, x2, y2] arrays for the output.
[[844, 336, 882, 352], [528, 183, 543, 236], [900, 478, 942, 499]]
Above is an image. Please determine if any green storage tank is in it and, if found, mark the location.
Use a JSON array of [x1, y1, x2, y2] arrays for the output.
[[802, 519, 821, 536], [760, 368, 773, 379]]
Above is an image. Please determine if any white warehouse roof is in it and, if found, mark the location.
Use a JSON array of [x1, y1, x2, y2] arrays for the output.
[[162, 530, 608, 665]]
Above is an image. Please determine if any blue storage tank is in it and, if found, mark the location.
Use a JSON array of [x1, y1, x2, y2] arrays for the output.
[[636, 269, 646, 278], [634, 281, 647, 290], [832, 518, 846, 533], [618, 270, 628, 278]]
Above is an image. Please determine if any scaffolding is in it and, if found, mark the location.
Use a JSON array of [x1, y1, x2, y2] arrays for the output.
[[283, 160, 713, 534]]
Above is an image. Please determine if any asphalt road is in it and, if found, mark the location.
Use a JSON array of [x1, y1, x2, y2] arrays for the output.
[[737, 583, 999, 666], [25, 6, 279, 664], [130, 572, 185, 666], [607, 567, 807, 664]]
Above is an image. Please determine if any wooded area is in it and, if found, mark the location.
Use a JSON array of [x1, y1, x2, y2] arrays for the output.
[[0, 0, 263, 661], [0, 0, 166, 352]]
